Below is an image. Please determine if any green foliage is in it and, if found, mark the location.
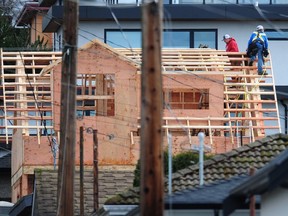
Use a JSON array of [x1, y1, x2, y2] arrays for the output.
[[0, 15, 29, 48], [30, 35, 50, 51], [133, 151, 213, 187], [133, 158, 141, 188]]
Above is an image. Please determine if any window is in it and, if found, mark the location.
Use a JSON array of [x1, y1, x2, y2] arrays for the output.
[[76, 74, 115, 117], [105, 29, 217, 49], [205, 0, 235, 3], [106, 31, 141, 48], [271, 0, 288, 3], [265, 29, 288, 40], [164, 89, 209, 110], [194, 31, 216, 49], [237, 0, 270, 3], [103, 0, 288, 4], [58, 34, 62, 51], [163, 31, 190, 48]]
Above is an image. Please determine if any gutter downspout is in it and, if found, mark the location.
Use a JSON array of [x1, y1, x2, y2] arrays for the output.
[[280, 100, 288, 134]]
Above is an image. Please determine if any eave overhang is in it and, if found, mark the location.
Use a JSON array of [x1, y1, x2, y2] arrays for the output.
[[43, 4, 288, 32], [16, 3, 50, 26]]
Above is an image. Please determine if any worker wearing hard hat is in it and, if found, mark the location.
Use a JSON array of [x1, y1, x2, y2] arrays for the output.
[[223, 34, 239, 52], [247, 25, 269, 75]]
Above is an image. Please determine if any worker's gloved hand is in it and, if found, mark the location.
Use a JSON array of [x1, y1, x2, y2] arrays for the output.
[[263, 48, 269, 57]]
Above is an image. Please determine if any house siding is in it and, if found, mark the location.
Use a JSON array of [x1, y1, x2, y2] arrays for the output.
[[262, 187, 288, 216]]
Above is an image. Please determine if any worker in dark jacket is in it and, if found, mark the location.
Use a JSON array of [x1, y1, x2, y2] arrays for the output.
[[223, 34, 239, 52], [247, 25, 269, 75]]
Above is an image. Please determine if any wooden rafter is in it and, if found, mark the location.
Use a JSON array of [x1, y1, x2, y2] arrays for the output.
[[0, 48, 281, 147]]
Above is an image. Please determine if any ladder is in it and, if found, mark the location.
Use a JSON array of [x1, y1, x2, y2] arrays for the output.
[[223, 52, 280, 142]]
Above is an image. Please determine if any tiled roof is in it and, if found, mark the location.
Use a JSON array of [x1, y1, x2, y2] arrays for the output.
[[105, 133, 288, 205], [223, 148, 288, 215], [230, 147, 288, 196], [34, 168, 134, 215], [165, 175, 249, 207]]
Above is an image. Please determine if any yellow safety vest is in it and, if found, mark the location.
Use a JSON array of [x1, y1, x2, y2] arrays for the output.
[[252, 31, 264, 42]]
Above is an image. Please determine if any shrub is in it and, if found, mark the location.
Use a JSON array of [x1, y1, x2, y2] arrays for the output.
[[133, 150, 213, 187]]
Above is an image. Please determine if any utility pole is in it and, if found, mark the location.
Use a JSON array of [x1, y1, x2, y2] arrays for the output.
[[140, 0, 163, 215], [56, 0, 78, 214]]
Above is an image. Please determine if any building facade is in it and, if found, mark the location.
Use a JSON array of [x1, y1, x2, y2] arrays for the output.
[[5, 0, 287, 204]]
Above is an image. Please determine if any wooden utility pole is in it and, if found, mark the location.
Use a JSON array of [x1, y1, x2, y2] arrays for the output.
[[140, 0, 163, 215], [56, 0, 78, 214]]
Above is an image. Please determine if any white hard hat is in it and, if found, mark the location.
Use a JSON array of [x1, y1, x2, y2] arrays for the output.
[[222, 34, 231, 40], [256, 25, 264, 31]]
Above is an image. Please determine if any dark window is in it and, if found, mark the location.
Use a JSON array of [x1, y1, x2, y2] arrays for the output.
[[266, 29, 288, 40], [104, 0, 284, 4], [105, 29, 217, 49], [103, 0, 287, 5]]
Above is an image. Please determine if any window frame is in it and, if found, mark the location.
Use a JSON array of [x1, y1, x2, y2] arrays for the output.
[[265, 29, 288, 41], [163, 88, 209, 110], [104, 29, 218, 49]]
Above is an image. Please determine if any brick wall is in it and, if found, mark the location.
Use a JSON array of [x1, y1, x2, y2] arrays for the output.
[[34, 168, 134, 215]]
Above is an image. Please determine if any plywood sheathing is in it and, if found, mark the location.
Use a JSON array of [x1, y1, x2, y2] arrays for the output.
[[116, 48, 280, 152], [51, 40, 139, 165], [0, 43, 280, 160]]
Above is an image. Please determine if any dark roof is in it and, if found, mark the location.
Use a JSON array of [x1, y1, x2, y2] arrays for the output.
[[223, 147, 288, 215], [164, 175, 257, 210], [9, 194, 32, 216], [0, 153, 11, 169], [169, 133, 288, 192], [107, 176, 261, 216], [105, 133, 288, 205], [16, 3, 50, 26], [261, 85, 288, 100], [231, 148, 288, 196], [275, 85, 288, 100], [43, 4, 288, 32]]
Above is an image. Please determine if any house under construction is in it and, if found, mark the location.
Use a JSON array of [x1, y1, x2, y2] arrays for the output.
[[0, 39, 280, 202]]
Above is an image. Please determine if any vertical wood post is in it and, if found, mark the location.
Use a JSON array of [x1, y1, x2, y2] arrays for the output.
[[140, 0, 164, 215], [80, 127, 84, 216], [56, 0, 78, 214], [93, 129, 99, 212]]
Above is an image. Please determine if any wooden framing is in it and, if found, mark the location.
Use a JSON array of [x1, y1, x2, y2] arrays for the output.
[[0, 46, 281, 149], [117, 48, 280, 147], [1, 41, 281, 204], [0, 49, 62, 144]]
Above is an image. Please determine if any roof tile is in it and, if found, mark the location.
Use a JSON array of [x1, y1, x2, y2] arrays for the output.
[[105, 133, 288, 205]]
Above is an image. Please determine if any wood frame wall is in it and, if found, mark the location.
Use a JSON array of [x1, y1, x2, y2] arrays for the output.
[[0, 46, 281, 148]]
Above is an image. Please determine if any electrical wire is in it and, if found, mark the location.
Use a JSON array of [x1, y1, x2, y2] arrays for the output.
[[0, 0, 284, 154]]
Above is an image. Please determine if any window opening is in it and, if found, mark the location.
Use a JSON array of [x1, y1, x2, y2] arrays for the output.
[[164, 89, 209, 110], [76, 74, 115, 117]]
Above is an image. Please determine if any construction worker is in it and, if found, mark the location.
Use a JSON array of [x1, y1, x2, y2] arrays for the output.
[[223, 34, 239, 52], [247, 25, 269, 75], [223, 34, 240, 79]]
